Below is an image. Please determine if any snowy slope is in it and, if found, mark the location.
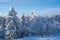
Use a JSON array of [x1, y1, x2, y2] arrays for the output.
[[14, 36, 60, 40]]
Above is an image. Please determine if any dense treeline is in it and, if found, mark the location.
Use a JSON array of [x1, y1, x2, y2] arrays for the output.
[[0, 7, 60, 40]]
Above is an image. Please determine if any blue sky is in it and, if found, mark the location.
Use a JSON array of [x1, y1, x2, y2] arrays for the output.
[[0, 0, 60, 16]]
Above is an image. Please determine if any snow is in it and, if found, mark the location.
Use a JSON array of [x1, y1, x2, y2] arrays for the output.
[[0, 7, 60, 40], [14, 36, 60, 40]]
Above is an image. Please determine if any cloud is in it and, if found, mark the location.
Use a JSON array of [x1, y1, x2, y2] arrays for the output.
[[0, 5, 6, 8], [47, 0, 55, 2], [47, 0, 60, 3], [39, 8, 60, 16], [0, 0, 11, 9], [0, 12, 5, 17], [0, 0, 10, 3]]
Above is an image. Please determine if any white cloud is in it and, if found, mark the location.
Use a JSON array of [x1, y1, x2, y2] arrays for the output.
[[47, 0, 59, 3], [39, 8, 60, 16], [0, 5, 6, 8], [0, 0, 11, 8], [0, 0, 10, 2], [0, 13, 4, 16]]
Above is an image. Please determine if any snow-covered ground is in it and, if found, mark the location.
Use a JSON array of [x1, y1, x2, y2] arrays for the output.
[[14, 36, 60, 40]]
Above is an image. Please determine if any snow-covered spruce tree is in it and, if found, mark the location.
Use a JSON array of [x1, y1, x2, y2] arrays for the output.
[[36, 16, 49, 36], [20, 14, 30, 37], [55, 15, 60, 23], [45, 16, 58, 36], [27, 12, 38, 36], [52, 15, 60, 34], [0, 15, 5, 39], [5, 7, 21, 39], [26, 16, 32, 36]]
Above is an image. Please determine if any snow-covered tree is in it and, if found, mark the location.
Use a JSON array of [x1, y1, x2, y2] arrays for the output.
[[5, 7, 21, 39], [0, 7, 60, 39], [0, 16, 5, 39]]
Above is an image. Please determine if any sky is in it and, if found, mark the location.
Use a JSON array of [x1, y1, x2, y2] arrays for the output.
[[0, 0, 60, 16]]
